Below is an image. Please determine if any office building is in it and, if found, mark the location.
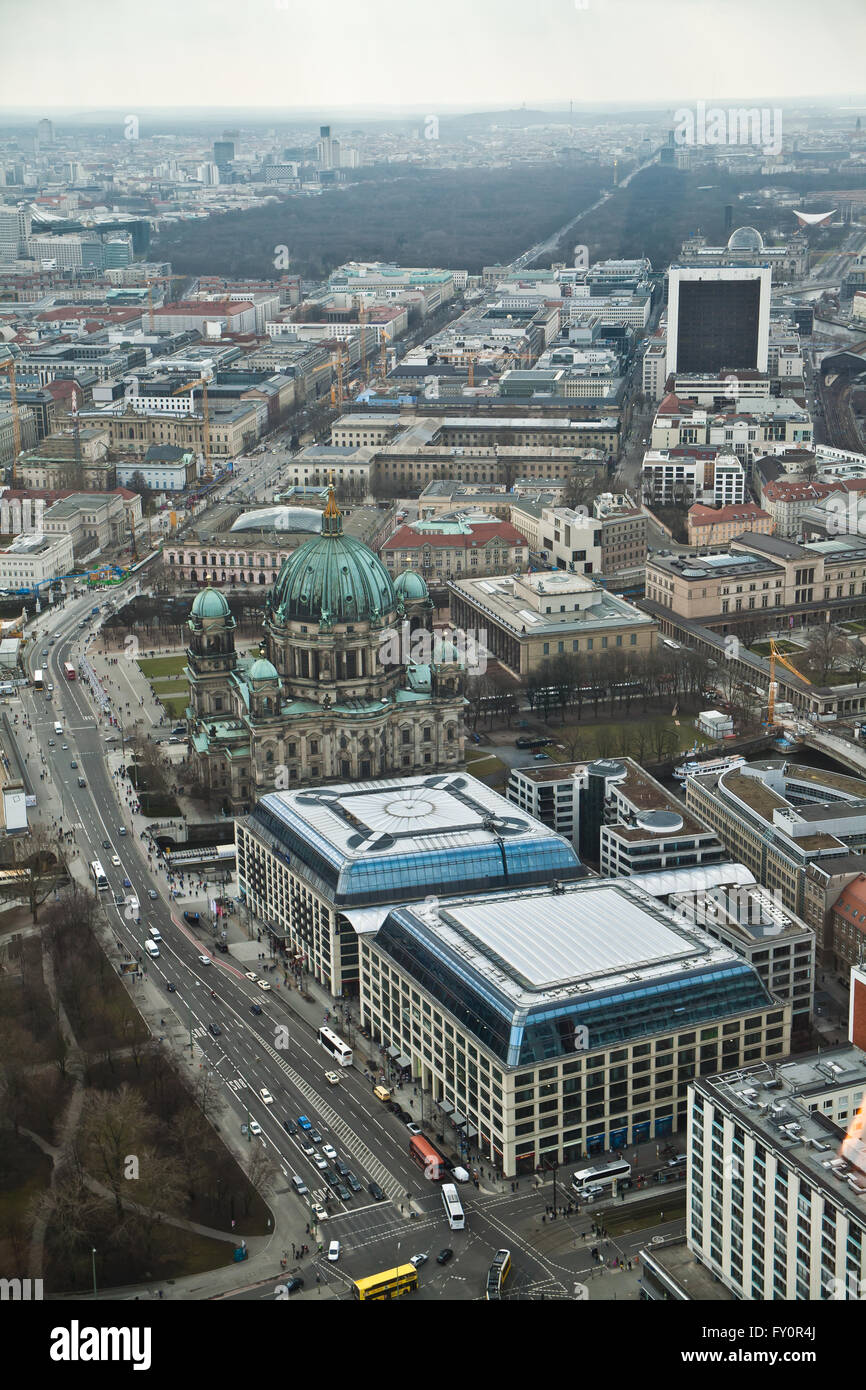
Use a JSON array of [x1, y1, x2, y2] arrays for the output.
[[666, 266, 771, 377], [236, 772, 585, 998], [688, 1053, 866, 1300], [669, 885, 815, 1023], [359, 876, 787, 1176], [685, 759, 866, 953], [0, 531, 74, 588]]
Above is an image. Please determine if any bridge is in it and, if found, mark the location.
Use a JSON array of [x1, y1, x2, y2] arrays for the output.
[[798, 725, 866, 776]]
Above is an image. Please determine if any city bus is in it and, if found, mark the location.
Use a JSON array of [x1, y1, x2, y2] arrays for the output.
[[486, 1249, 512, 1300], [352, 1265, 418, 1301], [63, 662, 75, 681], [90, 860, 109, 892], [441, 1182, 465, 1231], [33, 669, 44, 690], [409, 1134, 446, 1181], [571, 1159, 631, 1195], [317, 1025, 353, 1068], [408, 1134, 447, 1178]]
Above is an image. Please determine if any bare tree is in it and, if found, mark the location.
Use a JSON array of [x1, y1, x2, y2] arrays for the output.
[[805, 624, 849, 685], [10, 825, 67, 923]]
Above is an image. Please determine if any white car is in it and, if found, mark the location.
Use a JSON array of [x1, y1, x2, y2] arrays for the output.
[[409, 1253, 428, 1268], [259, 1088, 274, 1105], [199, 955, 211, 966], [324, 1071, 340, 1086], [313, 1153, 328, 1170], [256, 979, 271, 992], [327, 1240, 340, 1262], [322, 1143, 337, 1161], [249, 1120, 263, 1137], [111, 854, 121, 867], [244, 971, 258, 982], [311, 1202, 328, 1222]]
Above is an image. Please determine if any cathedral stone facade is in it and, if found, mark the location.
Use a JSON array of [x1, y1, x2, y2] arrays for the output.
[[185, 489, 464, 811]]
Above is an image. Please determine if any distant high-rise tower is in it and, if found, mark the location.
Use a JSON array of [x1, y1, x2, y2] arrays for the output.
[[37, 118, 54, 147], [213, 140, 235, 170], [724, 204, 734, 235], [317, 125, 335, 169], [666, 264, 771, 377]]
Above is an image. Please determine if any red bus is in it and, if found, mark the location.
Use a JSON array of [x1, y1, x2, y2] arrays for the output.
[[63, 662, 75, 681], [409, 1135, 445, 1181]]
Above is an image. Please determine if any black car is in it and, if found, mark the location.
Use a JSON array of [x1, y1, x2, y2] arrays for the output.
[[183, 911, 201, 924], [346, 1171, 362, 1193], [250, 1003, 263, 1016], [323, 1168, 340, 1189], [335, 1183, 352, 1202], [208, 1023, 222, 1037], [216, 942, 229, 953], [283, 1118, 297, 1135], [436, 1248, 454, 1266], [166, 983, 177, 992], [284, 1277, 304, 1294], [369, 1182, 385, 1201], [335, 1160, 351, 1179], [103, 839, 111, 850]]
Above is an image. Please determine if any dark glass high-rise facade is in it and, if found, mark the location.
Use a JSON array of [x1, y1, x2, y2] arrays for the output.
[[676, 279, 761, 373]]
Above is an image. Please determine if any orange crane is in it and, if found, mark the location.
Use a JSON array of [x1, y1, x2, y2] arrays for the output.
[[767, 638, 811, 726], [0, 358, 21, 487], [172, 377, 212, 479]]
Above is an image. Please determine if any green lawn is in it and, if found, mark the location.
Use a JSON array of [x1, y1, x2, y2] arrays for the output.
[[540, 716, 714, 763], [750, 639, 801, 656], [160, 695, 190, 719], [138, 655, 188, 679], [465, 749, 509, 785]]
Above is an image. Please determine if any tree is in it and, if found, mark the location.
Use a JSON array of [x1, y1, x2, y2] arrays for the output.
[[11, 825, 67, 923], [805, 624, 849, 684], [848, 638, 866, 688]]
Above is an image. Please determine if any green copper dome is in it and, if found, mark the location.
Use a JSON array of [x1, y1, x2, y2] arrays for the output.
[[190, 587, 231, 620], [395, 569, 430, 602], [248, 658, 279, 682], [268, 488, 398, 628]]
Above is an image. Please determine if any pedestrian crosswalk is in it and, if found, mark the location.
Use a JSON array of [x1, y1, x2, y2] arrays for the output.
[[254, 1032, 406, 1205]]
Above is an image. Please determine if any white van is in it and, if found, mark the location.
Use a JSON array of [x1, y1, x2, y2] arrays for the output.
[[148, 926, 162, 942], [144, 939, 160, 958], [53, 722, 63, 735]]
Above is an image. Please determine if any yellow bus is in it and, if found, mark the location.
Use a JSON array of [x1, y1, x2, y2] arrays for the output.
[[352, 1265, 418, 1301]]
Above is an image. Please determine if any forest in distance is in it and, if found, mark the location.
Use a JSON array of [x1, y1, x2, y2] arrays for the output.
[[154, 157, 866, 284], [155, 161, 609, 280]]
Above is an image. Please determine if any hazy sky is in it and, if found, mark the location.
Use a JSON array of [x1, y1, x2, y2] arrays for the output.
[[2, 0, 865, 111]]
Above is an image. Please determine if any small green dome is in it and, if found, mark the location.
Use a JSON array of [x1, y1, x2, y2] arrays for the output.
[[395, 569, 430, 602], [268, 488, 397, 627], [248, 658, 279, 682], [190, 587, 231, 620]]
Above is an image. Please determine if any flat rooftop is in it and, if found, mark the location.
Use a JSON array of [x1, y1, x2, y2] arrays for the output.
[[450, 573, 654, 637], [699, 1051, 866, 1221], [243, 773, 583, 907]]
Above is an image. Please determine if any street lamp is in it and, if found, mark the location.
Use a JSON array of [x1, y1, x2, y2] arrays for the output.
[[91, 1247, 97, 1298]]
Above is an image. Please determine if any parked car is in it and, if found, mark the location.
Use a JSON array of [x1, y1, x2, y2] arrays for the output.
[[436, 1248, 454, 1265], [183, 911, 201, 924], [406, 1122, 422, 1136], [216, 942, 229, 953]]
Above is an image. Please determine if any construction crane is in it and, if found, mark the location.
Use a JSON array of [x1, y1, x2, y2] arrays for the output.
[[767, 638, 812, 726], [0, 358, 21, 487], [172, 377, 212, 480]]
